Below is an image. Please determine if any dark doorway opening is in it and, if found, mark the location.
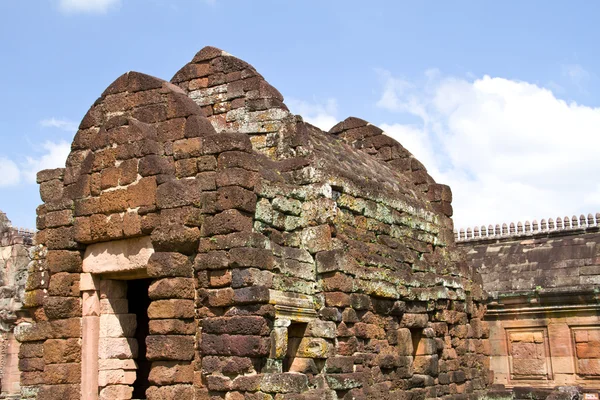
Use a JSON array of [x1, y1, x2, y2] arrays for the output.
[[127, 279, 152, 399]]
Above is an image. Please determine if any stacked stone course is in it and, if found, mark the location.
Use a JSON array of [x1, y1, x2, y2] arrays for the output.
[[16, 46, 490, 399]]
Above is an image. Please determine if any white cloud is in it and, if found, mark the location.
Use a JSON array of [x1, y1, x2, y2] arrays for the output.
[[0, 158, 21, 187], [59, 0, 121, 14], [40, 118, 78, 132], [377, 71, 600, 230], [22, 141, 71, 184], [287, 98, 339, 131]]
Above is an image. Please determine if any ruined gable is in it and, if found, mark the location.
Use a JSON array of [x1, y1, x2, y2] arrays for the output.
[[17, 47, 490, 400]]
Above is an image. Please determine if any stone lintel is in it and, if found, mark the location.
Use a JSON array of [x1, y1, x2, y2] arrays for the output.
[[268, 290, 317, 322], [82, 236, 153, 276]]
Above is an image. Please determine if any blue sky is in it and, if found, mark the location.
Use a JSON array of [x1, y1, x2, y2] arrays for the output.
[[1, 0, 600, 230]]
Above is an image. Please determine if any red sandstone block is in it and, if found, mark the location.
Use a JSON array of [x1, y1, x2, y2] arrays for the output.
[[172, 62, 211, 83], [202, 316, 270, 336], [209, 269, 232, 287], [401, 313, 429, 328], [18, 357, 45, 372], [19, 342, 44, 359], [46, 250, 82, 273], [175, 158, 198, 178], [201, 334, 270, 357], [512, 358, 547, 376], [215, 168, 259, 190], [325, 292, 351, 307], [321, 272, 354, 292], [43, 297, 81, 320], [207, 287, 235, 307], [206, 374, 232, 391], [231, 374, 262, 392], [229, 247, 275, 269], [194, 251, 230, 270], [353, 322, 386, 340], [36, 384, 81, 400], [414, 355, 439, 376], [578, 359, 600, 376], [173, 137, 202, 160], [40, 179, 64, 203], [147, 252, 193, 278], [577, 342, 600, 358], [146, 384, 194, 400], [47, 273, 79, 297], [146, 335, 195, 361], [43, 338, 81, 364], [233, 286, 270, 304], [148, 299, 195, 319], [149, 319, 195, 335], [217, 151, 261, 171], [148, 361, 194, 385], [201, 133, 251, 155], [201, 210, 253, 237], [216, 186, 257, 213], [336, 337, 358, 356], [148, 278, 195, 299], [126, 176, 157, 208], [43, 362, 81, 384], [45, 226, 77, 250], [37, 168, 64, 184], [139, 154, 175, 176]]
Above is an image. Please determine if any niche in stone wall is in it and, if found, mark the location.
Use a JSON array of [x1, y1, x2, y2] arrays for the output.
[[283, 322, 309, 373], [506, 328, 552, 382], [411, 328, 439, 376]]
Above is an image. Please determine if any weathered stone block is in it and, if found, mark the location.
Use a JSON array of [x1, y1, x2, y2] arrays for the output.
[[146, 335, 195, 361], [203, 316, 270, 336], [44, 362, 81, 384], [99, 313, 137, 337], [148, 277, 195, 299], [148, 252, 193, 278], [201, 334, 269, 357], [98, 337, 138, 359], [99, 385, 134, 400], [260, 373, 309, 393], [148, 299, 195, 319], [146, 384, 194, 400], [43, 338, 81, 364], [149, 319, 195, 335], [148, 361, 194, 385]]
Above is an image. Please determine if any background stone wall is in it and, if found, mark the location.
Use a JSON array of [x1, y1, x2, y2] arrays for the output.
[[0, 211, 35, 398], [458, 220, 600, 390]]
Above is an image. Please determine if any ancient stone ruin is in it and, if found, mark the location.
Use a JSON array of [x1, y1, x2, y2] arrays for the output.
[[13, 47, 491, 399], [0, 211, 35, 397], [457, 214, 600, 397]]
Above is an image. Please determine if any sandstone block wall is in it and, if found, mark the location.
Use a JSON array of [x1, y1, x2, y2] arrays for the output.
[[458, 217, 600, 390], [17, 47, 491, 400]]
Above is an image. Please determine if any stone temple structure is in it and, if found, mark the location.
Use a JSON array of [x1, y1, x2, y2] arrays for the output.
[[458, 215, 600, 396], [12, 47, 490, 399], [0, 212, 35, 397]]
